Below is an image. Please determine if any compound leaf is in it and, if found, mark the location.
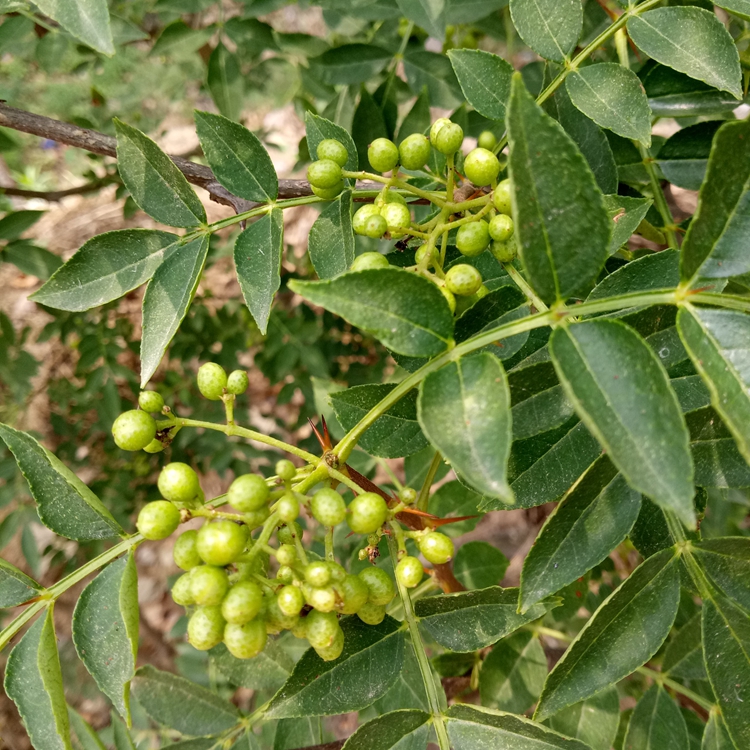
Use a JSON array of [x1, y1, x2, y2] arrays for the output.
[[0, 558, 41, 608], [510, 0, 581, 63], [623, 684, 689, 750], [448, 49, 513, 121]]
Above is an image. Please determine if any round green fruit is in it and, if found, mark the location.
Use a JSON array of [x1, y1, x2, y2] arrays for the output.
[[311, 488, 347, 527], [356, 601, 386, 625], [400, 487, 417, 505], [352, 204, 381, 235], [305, 561, 332, 588], [478, 130, 498, 150], [489, 214, 514, 242], [305, 610, 340, 649], [173, 529, 201, 570], [432, 121, 463, 155], [492, 179, 512, 215], [276, 459, 296, 482], [171, 572, 195, 606], [277, 585, 305, 617], [415, 244, 437, 268], [221, 581, 263, 624], [396, 556, 424, 588], [224, 618, 267, 659], [464, 147, 501, 187], [188, 606, 225, 651], [381, 202, 411, 237], [197, 362, 227, 401], [191, 565, 230, 606], [304, 585, 338, 613], [244, 507, 270, 531], [312, 182, 344, 200], [315, 628, 344, 662], [328, 562, 347, 582], [337, 574, 369, 614], [276, 543, 297, 566], [456, 220, 490, 257], [138, 390, 164, 413], [276, 493, 299, 524], [158, 462, 200, 505], [491, 238, 518, 263], [347, 492, 388, 534], [399, 133, 431, 170], [112, 410, 156, 451], [143, 438, 164, 454], [368, 138, 399, 173], [137, 501, 180, 540], [363, 214, 388, 239], [277, 521, 302, 545], [317, 138, 348, 167], [307, 159, 343, 189], [197, 521, 247, 566], [277, 565, 294, 584], [359, 566, 395, 605], [226, 370, 249, 395], [265, 595, 299, 632], [445, 264, 483, 297], [228, 474, 269, 512], [419, 531, 455, 564]]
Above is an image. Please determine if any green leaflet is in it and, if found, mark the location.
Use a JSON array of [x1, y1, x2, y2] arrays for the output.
[[627, 8, 742, 99], [289, 268, 454, 358], [352, 87, 390, 167], [396, 0, 446, 41], [397, 87, 431, 143], [453, 541, 509, 590], [506, 74, 610, 304], [545, 686, 620, 750], [715, 0, 750, 20], [429, 481, 483, 538], [341, 709, 431, 750], [4, 609, 71, 750], [681, 119, 750, 281], [479, 631, 547, 714], [305, 112, 359, 174], [207, 43, 243, 121], [111, 713, 137, 750], [602, 195, 652, 255], [4, 241, 62, 280], [32, 0, 113, 55], [72, 554, 139, 722], [587, 248, 679, 302], [31, 230, 179, 312], [445, 704, 592, 750], [68, 708, 107, 750], [663, 613, 706, 680], [0, 557, 41, 607], [308, 190, 355, 279], [114, 120, 206, 228], [566, 64, 652, 146], [509, 0, 581, 63], [195, 111, 278, 202], [330, 384, 427, 459], [0, 210, 44, 240], [520, 456, 641, 612], [656, 121, 722, 191], [550, 320, 695, 527], [448, 49, 514, 122], [534, 549, 680, 721], [414, 587, 558, 652], [373, 642, 430, 715], [678, 307, 750, 466], [210, 640, 294, 692], [403, 49, 463, 110], [140, 235, 209, 387], [691, 538, 750, 614], [623, 684, 689, 750], [274, 718, 321, 750], [131, 665, 240, 736], [702, 713, 735, 750], [311, 44, 391, 85], [418, 353, 513, 502], [235, 209, 284, 335], [0, 423, 121, 541]]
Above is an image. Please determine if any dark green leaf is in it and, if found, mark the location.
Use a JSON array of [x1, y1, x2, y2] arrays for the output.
[[480, 631, 547, 713], [535, 549, 680, 721], [0, 210, 44, 240], [68, 709, 107, 750], [396, 0, 445, 40], [550, 320, 695, 526], [235, 209, 284, 334], [195, 111, 278, 202], [4, 610, 71, 750], [418, 353, 513, 502], [289, 268, 454, 357], [404, 447, 450, 489], [373, 641, 430, 714], [624, 684, 689, 750], [341, 709, 430, 750], [31, 230, 179, 312], [414, 587, 558, 652], [115, 121, 206, 228], [111, 713, 137, 750], [507, 74, 610, 304], [266, 616, 404, 718], [446, 704, 592, 750], [702, 713, 735, 750], [692, 538, 750, 614], [429, 481, 483, 537], [274, 718, 321, 750], [305, 112, 358, 173], [678, 307, 750, 466], [663, 613, 706, 680], [311, 44, 391, 85], [446, 0, 507, 23], [566, 64, 652, 146], [352, 87, 389, 169], [656, 121, 722, 191], [4, 241, 63, 280], [33, 0, 114, 55], [397, 87, 431, 143], [308, 191, 355, 279], [627, 8, 742, 99], [72, 554, 139, 722], [545, 686, 620, 750], [403, 50, 463, 110], [210, 639, 293, 691], [454, 541, 509, 590], [448, 49, 513, 122], [140, 235, 209, 387], [510, 0, 581, 63], [207, 43, 243, 121], [520, 456, 641, 612], [0, 423, 121, 541], [602, 195, 652, 255], [587, 249, 679, 302], [0, 558, 41, 607], [132, 665, 239, 736], [330, 384, 426, 459]]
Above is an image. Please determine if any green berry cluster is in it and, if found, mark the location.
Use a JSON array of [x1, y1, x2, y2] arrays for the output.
[[307, 139, 348, 199]]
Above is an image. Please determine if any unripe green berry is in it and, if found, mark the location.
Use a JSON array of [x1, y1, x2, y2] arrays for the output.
[[276, 543, 297, 567], [244, 507, 270, 530], [228, 474, 269, 512], [415, 244, 437, 268], [188, 606, 225, 651], [432, 120, 463, 155], [352, 204, 381, 235], [396, 556, 424, 588], [362, 214, 388, 239], [317, 138, 348, 166], [305, 584, 338, 612], [305, 610, 340, 649], [276, 459, 296, 482], [489, 214, 514, 242], [191, 565, 230, 606], [158, 462, 200, 504], [197, 521, 247, 566], [478, 130, 498, 150], [224, 618, 267, 659], [226, 370, 249, 395], [143, 438, 164, 454], [173, 529, 201, 570], [347, 492, 389, 534], [315, 628, 344, 662], [358, 566, 395, 605], [381, 202, 411, 237], [138, 390, 164, 413], [277, 585, 305, 617], [307, 159, 342, 189], [419, 531, 455, 564], [137, 501, 180, 540], [368, 138, 399, 173], [492, 179, 512, 215], [464, 147, 501, 187], [400, 487, 417, 505], [456, 221, 490, 257], [112, 410, 156, 451], [382, 191, 407, 205], [445, 264, 483, 297], [277, 565, 294, 583], [221, 580, 263, 624], [171, 572, 195, 606], [328, 562, 346, 582], [277, 521, 302, 545], [312, 181, 344, 200], [305, 561, 332, 588], [429, 118, 450, 144], [439, 285, 456, 313], [276, 493, 299, 524], [266, 594, 299, 632], [357, 601, 386, 625], [338, 574, 369, 614], [311, 488, 347, 527], [399, 133, 431, 170], [490, 237, 518, 263], [292, 618, 308, 639], [197, 362, 227, 401]]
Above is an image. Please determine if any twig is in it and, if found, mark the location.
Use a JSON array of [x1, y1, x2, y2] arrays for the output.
[[0, 180, 114, 201]]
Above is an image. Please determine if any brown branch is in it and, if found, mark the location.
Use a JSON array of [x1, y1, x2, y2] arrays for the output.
[[0, 180, 114, 201], [295, 742, 345, 750]]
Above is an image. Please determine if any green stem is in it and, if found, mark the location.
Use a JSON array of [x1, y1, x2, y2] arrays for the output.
[[416, 451, 443, 512], [691, 291, 750, 315], [502, 262, 549, 311], [327, 466, 364, 495], [638, 142, 678, 249], [386, 536, 450, 750]]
